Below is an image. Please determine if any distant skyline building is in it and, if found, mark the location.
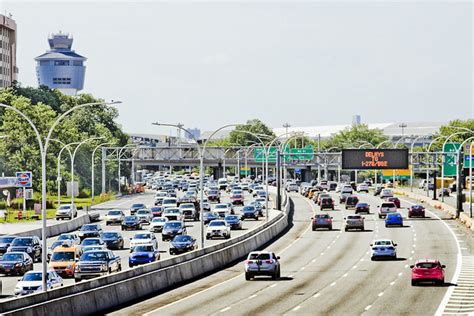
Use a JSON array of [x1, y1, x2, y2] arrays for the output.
[[0, 14, 18, 88], [35, 32, 86, 95], [352, 114, 361, 126]]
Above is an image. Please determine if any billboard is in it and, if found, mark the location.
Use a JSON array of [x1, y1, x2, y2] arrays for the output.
[[342, 149, 409, 170]]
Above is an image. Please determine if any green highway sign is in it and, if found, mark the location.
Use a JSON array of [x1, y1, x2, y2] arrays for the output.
[[443, 143, 460, 177], [284, 145, 314, 161], [254, 147, 277, 163]]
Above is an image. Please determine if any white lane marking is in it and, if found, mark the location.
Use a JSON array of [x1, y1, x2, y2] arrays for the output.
[[293, 306, 301, 311], [220, 307, 231, 312], [300, 267, 305, 271], [353, 265, 358, 269], [249, 294, 257, 299], [378, 292, 384, 297], [321, 252, 325, 256], [360, 258, 365, 262], [343, 273, 348, 278], [404, 264, 409, 268], [411, 250, 415, 254], [313, 293, 320, 298], [312, 259, 316, 263], [270, 283, 277, 288], [330, 282, 336, 287], [398, 272, 403, 277], [409, 257, 413, 260], [365, 305, 372, 311], [390, 281, 395, 286]]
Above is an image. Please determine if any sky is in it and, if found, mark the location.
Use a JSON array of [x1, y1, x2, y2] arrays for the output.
[[1, 0, 472, 136]]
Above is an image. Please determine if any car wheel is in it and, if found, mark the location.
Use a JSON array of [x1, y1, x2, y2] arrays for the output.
[[118, 264, 122, 272], [245, 272, 251, 281], [344, 227, 348, 232], [272, 271, 278, 280], [371, 257, 375, 261], [411, 280, 417, 286]]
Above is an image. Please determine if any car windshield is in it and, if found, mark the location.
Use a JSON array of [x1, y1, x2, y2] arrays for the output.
[[416, 262, 439, 269], [151, 207, 162, 212], [1, 253, 23, 261], [152, 218, 166, 222], [51, 251, 75, 261], [225, 215, 239, 221], [357, 203, 368, 207], [58, 205, 71, 210], [249, 253, 271, 260], [382, 203, 395, 208], [132, 204, 145, 208], [316, 215, 329, 219], [124, 216, 138, 221], [347, 216, 361, 220], [81, 225, 98, 231], [0, 236, 15, 244], [209, 191, 218, 195], [103, 232, 119, 238], [209, 221, 225, 227], [58, 234, 74, 240], [165, 222, 182, 229], [388, 213, 401, 218], [163, 199, 176, 204], [22, 272, 42, 281], [134, 234, 151, 239], [180, 204, 194, 209], [81, 252, 108, 261], [174, 235, 192, 242], [243, 206, 255, 211], [11, 238, 33, 246], [82, 239, 101, 246], [108, 210, 121, 215], [137, 210, 149, 215], [133, 245, 154, 252], [232, 195, 242, 198], [374, 241, 392, 246], [83, 246, 102, 252]]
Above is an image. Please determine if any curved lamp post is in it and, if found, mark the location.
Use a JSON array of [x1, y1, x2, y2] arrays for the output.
[[117, 144, 138, 195], [91, 142, 114, 203], [409, 134, 431, 192]]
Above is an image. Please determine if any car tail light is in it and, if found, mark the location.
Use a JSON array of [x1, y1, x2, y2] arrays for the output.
[[326, 219, 331, 222], [246, 260, 254, 264], [265, 260, 273, 264]]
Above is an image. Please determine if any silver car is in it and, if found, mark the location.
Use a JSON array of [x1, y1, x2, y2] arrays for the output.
[[55, 204, 77, 220], [245, 251, 280, 280], [344, 215, 365, 231], [136, 209, 153, 224], [378, 202, 397, 219]]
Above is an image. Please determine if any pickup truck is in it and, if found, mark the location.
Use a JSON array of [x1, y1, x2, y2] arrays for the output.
[[74, 250, 121, 282]]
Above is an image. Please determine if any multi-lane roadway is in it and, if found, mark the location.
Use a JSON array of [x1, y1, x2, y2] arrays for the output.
[[109, 190, 474, 315]]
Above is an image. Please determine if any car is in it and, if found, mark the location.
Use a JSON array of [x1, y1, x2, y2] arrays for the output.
[[154, 196, 165, 206], [312, 214, 333, 230], [169, 235, 197, 255], [0, 252, 33, 276], [256, 190, 268, 200], [78, 224, 103, 240], [7, 236, 42, 262], [241, 205, 259, 220], [74, 250, 121, 281], [162, 197, 178, 209], [162, 221, 187, 241], [56, 233, 81, 247], [241, 183, 249, 191], [387, 197, 401, 208], [255, 198, 267, 209], [149, 217, 168, 232], [355, 203, 370, 214], [370, 239, 397, 260], [345, 196, 359, 209], [150, 206, 164, 217], [328, 183, 338, 191], [179, 203, 198, 221], [385, 212, 403, 227], [214, 203, 232, 218], [357, 183, 369, 193], [162, 207, 183, 221], [129, 244, 160, 267], [206, 220, 231, 239], [130, 203, 146, 215], [341, 185, 353, 194], [0, 236, 16, 256], [82, 245, 106, 253], [14, 270, 63, 296], [374, 186, 383, 196], [55, 204, 77, 220], [286, 183, 299, 192], [244, 251, 280, 280], [121, 215, 143, 230], [230, 193, 245, 206], [136, 209, 153, 224], [339, 192, 351, 203], [202, 200, 211, 211], [203, 211, 220, 225], [49, 245, 82, 277], [380, 189, 394, 199], [207, 190, 221, 203], [316, 193, 331, 205], [249, 201, 264, 216], [320, 197, 335, 210], [105, 209, 125, 225], [101, 231, 125, 250], [378, 202, 397, 219], [130, 232, 158, 250], [408, 205, 425, 218], [225, 214, 243, 230], [344, 215, 365, 231], [439, 188, 451, 197], [411, 259, 445, 286], [81, 237, 105, 248]]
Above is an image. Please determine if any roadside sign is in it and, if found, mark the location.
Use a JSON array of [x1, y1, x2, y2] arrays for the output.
[[240, 167, 250, 176], [443, 143, 460, 177], [284, 145, 314, 161], [67, 181, 79, 197], [25, 189, 33, 200], [294, 168, 301, 174], [15, 171, 32, 187], [34, 203, 41, 216], [254, 147, 277, 163], [463, 144, 474, 169]]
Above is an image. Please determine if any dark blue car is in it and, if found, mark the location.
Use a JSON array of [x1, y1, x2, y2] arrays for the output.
[[169, 235, 197, 255], [121, 215, 142, 231], [203, 212, 219, 225], [129, 245, 159, 267], [241, 206, 259, 220], [102, 231, 124, 250], [385, 212, 403, 227], [225, 215, 242, 230]]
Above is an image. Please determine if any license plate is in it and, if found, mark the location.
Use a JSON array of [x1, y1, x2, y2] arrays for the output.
[[5, 268, 10, 272]]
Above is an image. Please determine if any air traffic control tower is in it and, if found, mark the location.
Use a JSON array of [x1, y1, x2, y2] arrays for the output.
[[35, 32, 86, 95]]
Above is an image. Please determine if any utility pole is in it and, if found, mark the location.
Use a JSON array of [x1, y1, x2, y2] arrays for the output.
[[283, 123, 291, 147], [399, 123, 407, 137], [276, 150, 281, 210]]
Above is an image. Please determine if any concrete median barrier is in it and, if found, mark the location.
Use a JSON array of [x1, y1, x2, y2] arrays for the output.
[[0, 193, 290, 316]]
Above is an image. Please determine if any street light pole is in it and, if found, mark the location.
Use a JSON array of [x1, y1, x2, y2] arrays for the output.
[[91, 142, 113, 204], [409, 135, 430, 192], [117, 144, 137, 195], [425, 136, 447, 197], [50, 139, 75, 208]]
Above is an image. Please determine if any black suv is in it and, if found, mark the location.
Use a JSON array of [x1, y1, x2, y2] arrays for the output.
[[8, 236, 42, 262]]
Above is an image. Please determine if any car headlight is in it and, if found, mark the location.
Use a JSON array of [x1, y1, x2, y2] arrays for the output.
[[101, 264, 107, 272], [14, 286, 21, 293], [148, 253, 154, 258], [67, 264, 73, 270], [7, 247, 12, 252], [27, 247, 33, 253]]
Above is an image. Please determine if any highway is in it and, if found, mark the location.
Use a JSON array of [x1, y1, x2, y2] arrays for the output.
[[0, 190, 277, 299], [109, 191, 470, 315]]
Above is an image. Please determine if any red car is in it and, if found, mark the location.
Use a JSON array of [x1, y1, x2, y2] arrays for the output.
[[230, 194, 244, 205], [150, 206, 163, 217], [387, 197, 401, 208], [355, 203, 370, 214], [410, 259, 445, 286], [408, 205, 425, 218], [207, 190, 221, 203]]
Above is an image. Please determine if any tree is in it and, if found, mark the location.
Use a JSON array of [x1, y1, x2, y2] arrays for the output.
[[323, 124, 388, 150], [228, 119, 275, 146], [431, 119, 474, 151]]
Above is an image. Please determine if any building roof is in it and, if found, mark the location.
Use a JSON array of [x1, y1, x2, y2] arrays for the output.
[[35, 50, 86, 61]]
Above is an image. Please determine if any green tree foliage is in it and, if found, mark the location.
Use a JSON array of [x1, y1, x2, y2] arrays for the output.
[[323, 124, 388, 150], [228, 119, 275, 146], [432, 119, 474, 151], [0, 87, 129, 195]]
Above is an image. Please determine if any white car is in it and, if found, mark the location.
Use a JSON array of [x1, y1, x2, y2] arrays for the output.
[[155, 191, 168, 198], [136, 209, 153, 224], [206, 220, 231, 239], [162, 208, 183, 221], [14, 270, 63, 296], [214, 204, 232, 218], [357, 183, 369, 193], [179, 203, 198, 221], [370, 239, 397, 260], [378, 202, 397, 219], [286, 183, 299, 192], [380, 189, 394, 199], [55, 204, 77, 220], [149, 217, 168, 232], [162, 197, 178, 209], [341, 185, 353, 194], [130, 232, 158, 249], [105, 209, 125, 225], [245, 251, 281, 280], [255, 197, 267, 208]]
